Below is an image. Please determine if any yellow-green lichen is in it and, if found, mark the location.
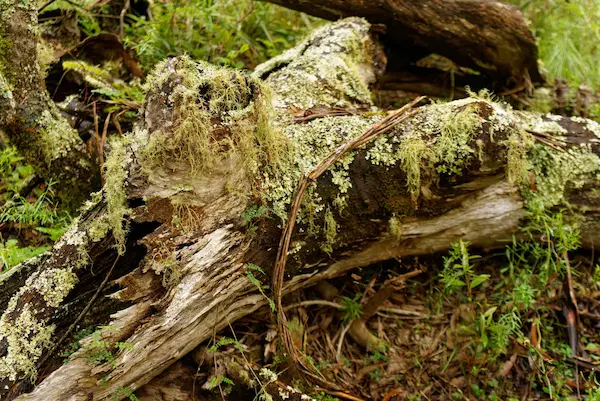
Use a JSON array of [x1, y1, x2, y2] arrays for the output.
[[141, 56, 287, 180], [388, 216, 403, 240], [89, 136, 131, 253], [433, 105, 482, 175]]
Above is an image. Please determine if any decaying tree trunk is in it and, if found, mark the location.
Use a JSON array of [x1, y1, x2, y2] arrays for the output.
[[0, 17, 599, 401], [261, 0, 543, 90], [0, 1, 98, 203]]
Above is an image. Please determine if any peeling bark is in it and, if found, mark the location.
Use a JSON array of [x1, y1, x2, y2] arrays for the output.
[[0, 18, 598, 401]]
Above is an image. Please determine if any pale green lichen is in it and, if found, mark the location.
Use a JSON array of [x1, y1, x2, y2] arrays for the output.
[[0, 263, 78, 381], [525, 144, 600, 208], [255, 18, 376, 111], [37, 108, 83, 166], [0, 304, 54, 381], [30, 267, 78, 307], [263, 115, 378, 223]]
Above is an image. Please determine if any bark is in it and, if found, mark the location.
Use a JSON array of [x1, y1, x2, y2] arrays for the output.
[[0, 1, 98, 204], [260, 0, 543, 89], [0, 18, 598, 401]]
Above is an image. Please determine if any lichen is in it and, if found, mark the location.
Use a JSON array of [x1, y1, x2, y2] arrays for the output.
[[141, 55, 287, 180], [0, 264, 78, 381], [524, 144, 600, 208], [388, 216, 403, 240], [263, 115, 378, 223], [255, 17, 376, 111], [89, 136, 131, 253]]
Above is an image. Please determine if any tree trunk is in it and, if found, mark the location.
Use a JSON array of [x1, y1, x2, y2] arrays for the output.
[[0, 17, 598, 401], [260, 0, 543, 90], [0, 1, 98, 204]]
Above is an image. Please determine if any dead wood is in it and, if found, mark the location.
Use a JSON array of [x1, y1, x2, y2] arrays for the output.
[[0, 18, 597, 401]]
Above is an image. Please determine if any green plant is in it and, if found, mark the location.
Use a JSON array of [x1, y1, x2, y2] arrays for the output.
[[340, 293, 363, 323], [245, 263, 275, 312], [123, 0, 320, 72], [112, 386, 139, 401], [439, 240, 489, 300], [85, 328, 133, 368], [59, 327, 95, 363], [507, 0, 600, 88]]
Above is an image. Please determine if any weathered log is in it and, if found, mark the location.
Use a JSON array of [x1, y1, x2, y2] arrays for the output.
[[0, 18, 598, 401], [260, 0, 543, 89], [0, 0, 98, 203]]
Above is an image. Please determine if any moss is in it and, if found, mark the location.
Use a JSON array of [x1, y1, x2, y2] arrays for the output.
[[529, 87, 554, 114], [62, 60, 119, 91]]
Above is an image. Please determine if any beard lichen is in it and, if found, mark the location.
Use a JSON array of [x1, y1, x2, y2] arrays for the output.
[[141, 56, 288, 182], [89, 136, 131, 254]]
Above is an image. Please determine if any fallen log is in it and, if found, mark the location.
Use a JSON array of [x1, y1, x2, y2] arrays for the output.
[[260, 0, 543, 89], [0, 18, 598, 400]]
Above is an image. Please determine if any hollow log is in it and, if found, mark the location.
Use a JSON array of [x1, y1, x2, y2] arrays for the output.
[[0, 18, 598, 401], [260, 0, 543, 89]]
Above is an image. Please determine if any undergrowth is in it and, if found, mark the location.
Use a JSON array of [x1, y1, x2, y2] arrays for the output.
[[0, 144, 71, 271], [123, 0, 321, 71], [507, 0, 600, 88]]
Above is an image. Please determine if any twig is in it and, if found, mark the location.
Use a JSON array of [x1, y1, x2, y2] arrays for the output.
[[272, 96, 425, 389]]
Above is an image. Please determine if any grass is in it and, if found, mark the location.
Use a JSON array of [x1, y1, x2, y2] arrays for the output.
[[507, 0, 600, 88], [0, 144, 71, 271], [123, 0, 321, 72]]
